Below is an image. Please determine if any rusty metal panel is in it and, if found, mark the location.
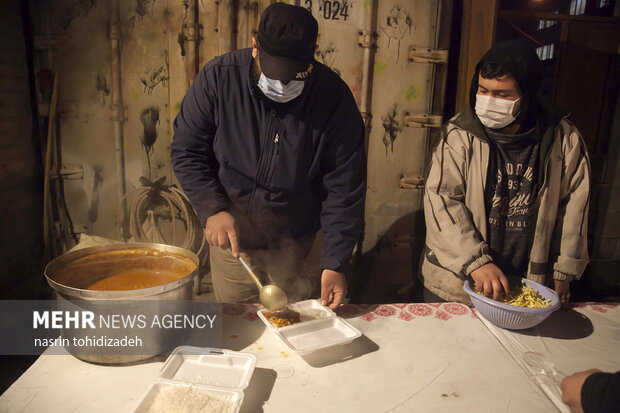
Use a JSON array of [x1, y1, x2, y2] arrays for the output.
[[45, 0, 446, 269], [235, 0, 273, 51], [197, 0, 258, 65], [217, 0, 236, 53], [301, 0, 365, 105], [48, 0, 180, 239], [197, 0, 219, 67], [236, 0, 260, 50], [48, 0, 117, 238], [119, 1, 173, 193], [363, 0, 439, 253], [167, 0, 194, 188]]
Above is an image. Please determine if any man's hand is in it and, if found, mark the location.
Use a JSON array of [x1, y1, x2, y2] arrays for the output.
[[205, 211, 240, 258], [470, 263, 510, 301], [320, 269, 347, 309], [554, 279, 571, 310], [561, 369, 600, 413]]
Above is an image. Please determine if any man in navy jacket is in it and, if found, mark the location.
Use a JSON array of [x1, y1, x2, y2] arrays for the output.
[[171, 3, 366, 308]]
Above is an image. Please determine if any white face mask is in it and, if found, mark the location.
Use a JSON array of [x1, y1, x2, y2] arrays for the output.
[[475, 94, 521, 129], [257, 73, 305, 103]]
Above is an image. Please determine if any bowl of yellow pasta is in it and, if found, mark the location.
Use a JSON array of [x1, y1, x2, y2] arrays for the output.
[[463, 277, 561, 330]]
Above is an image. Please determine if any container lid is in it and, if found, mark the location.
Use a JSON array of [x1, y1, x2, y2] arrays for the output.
[[277, 317, 361, 354], [159, 346, 256, 391], [289, 299, 337, 320]]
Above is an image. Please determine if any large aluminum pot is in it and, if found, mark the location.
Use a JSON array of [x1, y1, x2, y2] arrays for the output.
[[44, 243, 199, 364]]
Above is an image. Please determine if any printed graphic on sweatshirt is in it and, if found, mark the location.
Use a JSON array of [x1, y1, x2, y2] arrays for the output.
[[488, 162, 535, 232], [485, 128, 539, 276]]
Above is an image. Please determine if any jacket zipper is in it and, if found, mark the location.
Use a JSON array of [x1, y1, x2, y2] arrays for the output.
[[264, 133, 280, 185], [248, 109, 277, 220]]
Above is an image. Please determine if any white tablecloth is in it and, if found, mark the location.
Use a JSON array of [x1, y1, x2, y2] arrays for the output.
[[0, 302, 569, 412], [477, 302, 620, 413]]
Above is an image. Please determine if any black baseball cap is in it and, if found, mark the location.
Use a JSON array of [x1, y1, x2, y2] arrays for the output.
[[256, 3, 318, 81]]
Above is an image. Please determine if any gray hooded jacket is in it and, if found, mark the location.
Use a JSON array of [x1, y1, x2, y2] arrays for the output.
[[421, 42, 590, 304]]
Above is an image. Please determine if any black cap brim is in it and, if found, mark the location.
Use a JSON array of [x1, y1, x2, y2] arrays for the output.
[[258, 45, 313, 81]]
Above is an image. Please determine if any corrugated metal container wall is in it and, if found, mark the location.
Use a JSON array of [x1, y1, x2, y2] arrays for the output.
[[45, 1, 117, 237], [365, 0, 438, 251], [37, 0, 446, 287], [120, 0, 174, 192]]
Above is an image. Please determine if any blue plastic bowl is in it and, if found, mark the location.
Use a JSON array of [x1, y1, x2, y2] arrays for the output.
[[463, 278, 561, 330]]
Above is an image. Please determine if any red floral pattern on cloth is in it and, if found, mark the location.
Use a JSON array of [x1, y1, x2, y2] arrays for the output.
[[222, 303, 247, 316], [590, 305, 610, 313], [571, 302, 589, 309], [398, 311, 414, 321], [407, 304, 433, 317], [435, 310, 451, 320], [373, 305, 397, 317], [220, 302, 485, 322], [243, 311, 259, 322], [334, 305, 361, 318], [361, 312, 377, 322], [442, 303, 469, 316], [598, 304, 617, 309], [571, 303, 617, 311], [217, 302, 617, 325]]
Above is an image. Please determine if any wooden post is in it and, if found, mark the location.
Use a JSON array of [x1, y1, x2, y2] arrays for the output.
[[455, 0, 497, 112]]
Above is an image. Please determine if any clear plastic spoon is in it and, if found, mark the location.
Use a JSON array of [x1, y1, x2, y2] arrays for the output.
[[523, 351, 567, 385]]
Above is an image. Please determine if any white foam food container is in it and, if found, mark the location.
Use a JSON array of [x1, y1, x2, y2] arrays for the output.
[[133, 346, 257, 413], [257, 299, 361, 355], [257, 299, 336, 329]]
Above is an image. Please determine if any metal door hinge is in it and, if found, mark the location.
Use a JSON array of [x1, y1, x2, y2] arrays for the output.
[[111, 104, 128, 122], [409, 48, 449, 64], [361, 111, 372, 126], [358, 31, 377, 49], [51, 164, 84, 181], [34, 35, 57, 50], [183, 23, 203, 41], [404, 113, 442, 129], [399, 174, 424, 189], [109, 22, 121, 40]]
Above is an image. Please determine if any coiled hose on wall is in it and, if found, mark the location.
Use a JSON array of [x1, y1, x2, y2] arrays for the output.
[[117, 177, 208, 292]]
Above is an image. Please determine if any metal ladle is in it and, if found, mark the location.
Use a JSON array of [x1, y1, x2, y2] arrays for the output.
[[237, 256, 288, 311]]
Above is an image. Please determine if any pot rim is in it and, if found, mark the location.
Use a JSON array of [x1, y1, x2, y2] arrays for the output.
[[44, 242, 199, 300]]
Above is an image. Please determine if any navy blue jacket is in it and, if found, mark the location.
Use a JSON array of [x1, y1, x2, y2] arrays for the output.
[[582, 371, 620, 413], [171, 48, 366, 271]]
